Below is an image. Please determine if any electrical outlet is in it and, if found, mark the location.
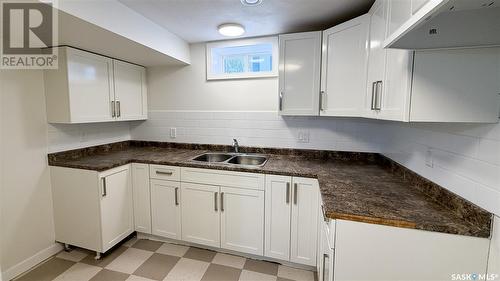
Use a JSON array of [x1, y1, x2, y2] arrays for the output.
[[425, 148, 433, 168], [170, 127, 177, 138], [297, 130, 310, 143]]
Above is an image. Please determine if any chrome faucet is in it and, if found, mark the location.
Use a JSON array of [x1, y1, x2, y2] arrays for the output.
[[232, 139, 239, 153]]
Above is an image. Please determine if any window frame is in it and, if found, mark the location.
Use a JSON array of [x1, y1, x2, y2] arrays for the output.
[[206, 36, 279, 80]]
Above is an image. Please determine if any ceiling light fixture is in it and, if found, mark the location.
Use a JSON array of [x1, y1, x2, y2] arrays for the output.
[[218, 23, 245, 37], [240, 0, 263, 6]]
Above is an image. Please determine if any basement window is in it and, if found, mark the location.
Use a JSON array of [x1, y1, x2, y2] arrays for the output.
[[206, 37, 278, 80]]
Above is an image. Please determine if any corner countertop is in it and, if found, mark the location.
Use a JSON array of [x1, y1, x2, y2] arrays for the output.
[[47, 142, 492, 238]]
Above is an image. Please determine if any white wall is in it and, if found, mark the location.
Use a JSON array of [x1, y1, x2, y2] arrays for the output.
[[0, 70, 60, 280], [147, 43, 278, 111]]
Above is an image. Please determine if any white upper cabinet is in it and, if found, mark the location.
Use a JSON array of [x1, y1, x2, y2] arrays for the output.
[[44, 46, 147, 123], [113, 60, 148, 121], [366, 0, 500, 123], [384, 0, 500, 49], [320, 14, 370, 117], [278, 31, 322, 116]]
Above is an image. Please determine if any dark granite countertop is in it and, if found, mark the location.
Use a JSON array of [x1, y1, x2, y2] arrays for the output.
[[48, 141, 492, 238]]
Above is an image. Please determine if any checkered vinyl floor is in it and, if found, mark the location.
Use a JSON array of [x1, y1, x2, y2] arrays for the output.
[[14, 236, 317, 281]]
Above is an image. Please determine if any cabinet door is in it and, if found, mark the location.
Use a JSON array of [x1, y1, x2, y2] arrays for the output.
[[131, 163, 151, 234], [290, 177, 319, 266], [278, 31, 322, 116], [100, 166, 134, 252], [113, 60, 147, 121], [220, 186, 264, 255], [320, 15, 369, 117], [264, 175, 292, 261], [377, 49, 413, 121], [365, 0, 388, 118], [66, 48, 114, 123], [181, 183, 220, 248], [151, 180, 181, 239]]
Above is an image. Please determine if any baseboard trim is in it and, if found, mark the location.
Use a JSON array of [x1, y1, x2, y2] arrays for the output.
[[1, 243, 63, 281]]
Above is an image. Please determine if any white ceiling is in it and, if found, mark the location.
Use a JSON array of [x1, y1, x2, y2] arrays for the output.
[[119, 0, 374, 43]]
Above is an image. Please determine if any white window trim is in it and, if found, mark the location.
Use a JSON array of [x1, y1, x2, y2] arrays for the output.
[[206, 36, 279, 80]]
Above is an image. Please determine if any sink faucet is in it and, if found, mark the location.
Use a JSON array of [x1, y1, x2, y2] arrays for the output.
[[232, 139, 239, 153]]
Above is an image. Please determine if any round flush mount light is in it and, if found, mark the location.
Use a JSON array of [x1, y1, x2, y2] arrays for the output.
[[218, 23, 245, 37], [240, 0, 263, 6]]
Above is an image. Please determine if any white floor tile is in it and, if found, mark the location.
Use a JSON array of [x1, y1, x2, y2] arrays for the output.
[[156, 243, 189, 257], [53, 263, 101, 281], [239, 270, 277, 281], [126, 275, 157, 281], [278, 265, 315, 281], [163, 258, 209, 281], [56, 249, 89, 262], [105, 248, 153, 274], [212, 253, 246, 269]]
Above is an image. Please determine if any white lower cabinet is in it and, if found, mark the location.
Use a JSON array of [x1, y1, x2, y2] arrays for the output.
[[220, 186, 264, 255], [334, 219, 490, 281], [51, 165, 134, 254], [151, 179, 181, 239], [131, 163, 151, 234], [181, 182, 221, 248], [265, 175, 319, 266], [265, 175, 292, 260]]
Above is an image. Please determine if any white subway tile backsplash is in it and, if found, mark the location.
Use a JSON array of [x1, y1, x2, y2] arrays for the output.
[[48, 122, 131, 153], [130, 110, 381, 152]]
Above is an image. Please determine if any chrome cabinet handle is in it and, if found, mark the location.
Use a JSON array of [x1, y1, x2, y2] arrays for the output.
[[322, 254, 329, 281], [116, 100, 121, 117], [320, 91, 325, 111], [111, 101, 116, 117], [293, 183, 298, 205], [375, 81, 383, 110], [370, 82, 377, 110], [102, 178, 107, 197], [286, 182, 290, 204], [174, 187, 179, 206], [279, 91, 283, 111], [220, 192, 224, 212], [156, 171, 173, 176], [214, 192, 218, 211]]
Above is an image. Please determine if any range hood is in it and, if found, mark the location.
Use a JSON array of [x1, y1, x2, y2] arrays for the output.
[[384, 0, 500, 49]]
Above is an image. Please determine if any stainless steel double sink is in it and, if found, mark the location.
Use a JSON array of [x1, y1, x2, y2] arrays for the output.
[[191, 152, 268, 167]]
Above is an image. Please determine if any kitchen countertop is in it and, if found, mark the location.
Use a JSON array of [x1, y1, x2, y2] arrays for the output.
[[48, 142, 492, 238]]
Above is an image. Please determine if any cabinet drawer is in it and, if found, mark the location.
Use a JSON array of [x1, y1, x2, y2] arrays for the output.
[[181, 167, 265, 191], [150, 165, 181, 181]]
